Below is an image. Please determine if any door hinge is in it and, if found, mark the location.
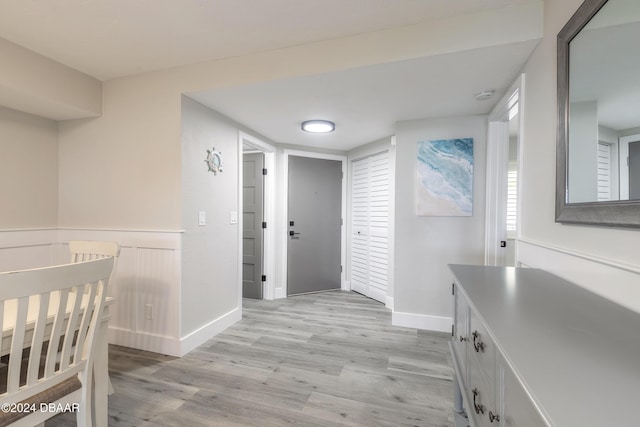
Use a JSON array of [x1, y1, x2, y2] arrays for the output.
[[262, 168, 268, 175], [341, 218, 343, 226], [340, 265, 343, 273], [452, 324, 455, 337], [261, 275, 266, 282], [452, 283, 455, 295], [262, 221, 267, 229]]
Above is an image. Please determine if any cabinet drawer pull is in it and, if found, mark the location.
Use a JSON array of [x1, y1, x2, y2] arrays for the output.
[[489, 411, 501, 423], [472, 388, 485, 415], [472, 330, 485, 352]]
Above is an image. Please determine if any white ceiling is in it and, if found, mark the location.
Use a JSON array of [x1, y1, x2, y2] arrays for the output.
[[0, 0, 539, 151], [0, 0, 534, 81], [191, 40, 538, 150]]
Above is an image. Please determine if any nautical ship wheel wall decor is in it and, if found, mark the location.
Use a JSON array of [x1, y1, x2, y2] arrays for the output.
[[205, 147, 223, 175]]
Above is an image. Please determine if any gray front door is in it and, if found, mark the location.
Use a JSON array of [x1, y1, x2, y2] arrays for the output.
[[629, 141, 640, 200], [242, 152, 264, 299], [287, 156, 342, 295]]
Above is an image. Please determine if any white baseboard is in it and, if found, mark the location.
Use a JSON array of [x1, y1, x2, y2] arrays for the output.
[[274, 287, 287, 299], [109, 307, 242, 357], [385, 296, 394, 310], [343, 280, 351, 291], [109, 327, 181, 357], [392, 310, 452, 333], [179, 307, 242, 356], [517, 239, 640, 314]]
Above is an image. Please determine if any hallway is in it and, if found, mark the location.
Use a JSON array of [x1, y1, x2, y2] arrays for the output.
[[50, 291, 454, 426]]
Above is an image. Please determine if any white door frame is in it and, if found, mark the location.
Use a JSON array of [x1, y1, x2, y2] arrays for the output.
[[485, 74, 525, 266], [238, 131, 276, 302], [281, 149, 348, 298], [619, 133, 640, 200]]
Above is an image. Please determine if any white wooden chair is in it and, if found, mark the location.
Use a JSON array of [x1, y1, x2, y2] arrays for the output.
[[68, 241, 120, 272], [0, 258, 113, 427], [68, 241, 120, 400]]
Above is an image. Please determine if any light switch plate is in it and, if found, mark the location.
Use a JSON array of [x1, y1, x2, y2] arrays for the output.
[[198, 211, 206, 226], [230, 211, 238, 224]]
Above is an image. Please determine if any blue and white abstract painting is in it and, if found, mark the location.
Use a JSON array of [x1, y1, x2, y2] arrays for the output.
[[416, 138, 474, 216]]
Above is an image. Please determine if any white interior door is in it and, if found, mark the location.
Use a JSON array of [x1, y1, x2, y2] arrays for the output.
[[350, 151, 390, 303]]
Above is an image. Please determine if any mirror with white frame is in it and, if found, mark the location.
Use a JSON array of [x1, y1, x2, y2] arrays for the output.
[[557, 0, 640, 227]]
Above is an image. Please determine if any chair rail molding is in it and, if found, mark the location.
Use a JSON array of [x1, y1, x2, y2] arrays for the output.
[[516, 238, 640, 314]]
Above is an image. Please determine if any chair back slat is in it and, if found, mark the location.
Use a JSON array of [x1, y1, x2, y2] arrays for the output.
[[44, 289, 69, 378], [69, 241, 120, 263], [26, 293, 49, 385], [0, 258, 113, 408], [59, 286, 84, 370], [7, 297, 28, 393], [74, 283, 98, 363]]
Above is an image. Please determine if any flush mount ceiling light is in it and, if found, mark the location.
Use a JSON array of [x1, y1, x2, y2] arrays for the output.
[[301, 120, 335, 133], [474, 90, 495, 101]]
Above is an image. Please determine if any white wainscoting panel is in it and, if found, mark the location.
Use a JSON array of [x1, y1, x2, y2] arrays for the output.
[[58, 229, 183, 355], [517, 239, 640, 314], [1, 228, 248, 356], [0, 229, 58, 271]]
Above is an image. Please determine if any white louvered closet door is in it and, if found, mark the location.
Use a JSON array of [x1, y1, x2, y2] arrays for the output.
[[350, 151, 389, 303]]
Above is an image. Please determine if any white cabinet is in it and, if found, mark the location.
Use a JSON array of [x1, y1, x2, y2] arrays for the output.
[[499, 352, 546, 427], [449, 264, 640, 427], [452, 282, 503, 427]]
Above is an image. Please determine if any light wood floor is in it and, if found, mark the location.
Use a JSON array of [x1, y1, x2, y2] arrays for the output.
[[48, 291, 454, 426]]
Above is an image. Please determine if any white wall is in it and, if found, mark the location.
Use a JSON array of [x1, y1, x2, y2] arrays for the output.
[[181, 96, 240, 339], [0, 106, 58, 229], [57, 81, 182, 230], [393, 116, 487, 331], [517, 0, 640, 313]]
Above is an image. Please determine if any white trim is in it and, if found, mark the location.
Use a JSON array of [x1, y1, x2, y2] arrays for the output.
[[485, 74, 525, 266], [517, 238, 640, 274], [239, 132, 277, 300], [237, 133, 244, 312], [619, 133, 640, 200], [387, 140, 396, 308], [58, 228, 183, 250], [392, 310, 452, 333], [0, 228, 58, 250], [108, 328, 181, 357], [282, 149, 348, 296], [274, 287, 287, 299], [178, 307, 242, 356], [52, 227, 184, 233], [516, 239, 640, 314]]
